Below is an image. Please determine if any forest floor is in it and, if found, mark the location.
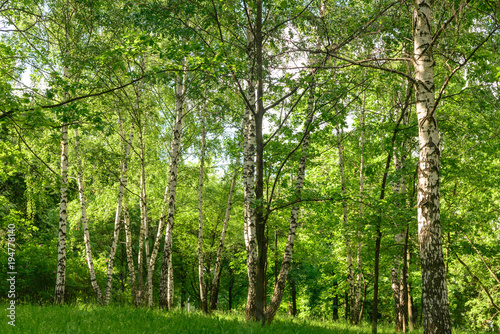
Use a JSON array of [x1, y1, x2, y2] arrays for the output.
[[0, 303, 475, 333]]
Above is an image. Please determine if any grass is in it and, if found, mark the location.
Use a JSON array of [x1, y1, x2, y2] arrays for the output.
[[0, 303, 477, 333]]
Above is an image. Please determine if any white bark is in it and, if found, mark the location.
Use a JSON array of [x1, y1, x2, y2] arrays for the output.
[[159, 71, 186, 309], [243, 11, 258, 319], [337, 124, 354, 321], [74, 128, 102, 303], [54, 122, 68, 304], [138, 114, 148, 306], [413, 1, 451, 333], [197, 103, 207, 313], [353, 91, 365, 324], [123, 203, 138, 305]]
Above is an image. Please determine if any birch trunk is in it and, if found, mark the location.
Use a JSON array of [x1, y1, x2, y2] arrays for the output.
[[209, 162, 239, 310], [137, 114, 148, 306], [392, 86, 410, 332], [353, 90, 365, 324], [159, 71, 186, 310], [253, 0, 268, 321], [413, 1, 451, 333], [54, 122, 68, 304], [407, 248, 415, 331], [122, 203, 137, 305], [264, 83, 315, 324], [103, 121, 134, 305], [243, 7, 258, 319], [391, 260, 402, 332], [146, 183, 168, 307], [74, 128, 102, 303], [197, 104, 208, 313], [336, 124, 354, 323]]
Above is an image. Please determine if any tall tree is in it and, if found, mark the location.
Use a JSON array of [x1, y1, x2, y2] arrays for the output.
[[412, 1, 451, 332]]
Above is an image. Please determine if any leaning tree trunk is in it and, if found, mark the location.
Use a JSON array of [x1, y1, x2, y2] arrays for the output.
[[413, 1, 452, 333], [209, 161, 239, 310], [74, 128, 102, 303], [264, 81, 315, 324], [197, 103, 208, 313], [146, 182, 169, 307], [123, 203, 138, 305], [159, 71, 186, 310], [54, 121, 68, 305], [103, 120, 134, 305]]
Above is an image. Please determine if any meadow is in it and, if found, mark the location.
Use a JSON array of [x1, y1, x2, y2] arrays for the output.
[[1, 303, 488, 334], [0, 303, 409, 334]]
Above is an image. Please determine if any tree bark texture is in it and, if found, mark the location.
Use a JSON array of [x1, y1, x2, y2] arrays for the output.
[[413, 1, 452, 333], [74, 128, 102, 303], [137, 110, 148, 306], [253, 0, 268, 322], [353, 90, 366, 325], [54, 122, 68, 305], [159, 71, 186, 310], [123, 203, 138, 305], [243, 6, 258, 319], [336, 124, 355, 323], [197, 104, 208, 313]]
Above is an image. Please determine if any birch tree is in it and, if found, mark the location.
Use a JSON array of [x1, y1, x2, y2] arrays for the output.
[[159, 70, 187, 310], [74, 128, 102, 303], [197, 103, 208, 313], [413, 1, 451, 332]]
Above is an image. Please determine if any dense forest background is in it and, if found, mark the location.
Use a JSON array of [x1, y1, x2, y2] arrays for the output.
[[1, 0, 499, 333]]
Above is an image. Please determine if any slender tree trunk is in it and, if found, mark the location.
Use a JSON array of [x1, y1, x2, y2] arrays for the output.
[[138, 112, 148, 306], [336, 124, 354, 323], [146, 177, 171, 307], [273, 229, 278, 288], [104, 120, 134, 305], [291, 280, 297, 317], [392, 86, 410, 332], [197, 104, 208, 313], [123, 203, 138, 305], [243, 7, 258, 319], [54, 120, 69, 304], [253, 0, 268, 322], [413, 2, 451, 333], [265, 80, 315, 324], [74, 128, 102, 303], [407, 247, 415, 331], [400, 229, 409, 333], [209, 163, 239, 310], [353, 90, 366, 325], [159, 71, 186, 310], [359, 281, 367, 322], [391, 260, 402, 332], [372, 226, 381, 334]]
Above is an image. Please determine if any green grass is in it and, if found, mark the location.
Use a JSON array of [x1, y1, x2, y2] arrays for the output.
[[0, 303, 475, 333]]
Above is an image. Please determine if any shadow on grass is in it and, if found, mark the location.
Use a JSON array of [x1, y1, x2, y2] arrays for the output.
[[0, 303, 410, 334]]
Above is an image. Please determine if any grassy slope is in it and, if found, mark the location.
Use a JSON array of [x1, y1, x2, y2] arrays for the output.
[[0, 304, 438, 334]]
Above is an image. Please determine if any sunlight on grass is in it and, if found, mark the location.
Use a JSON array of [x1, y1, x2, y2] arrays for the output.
[[0, 303, 479, 333]]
